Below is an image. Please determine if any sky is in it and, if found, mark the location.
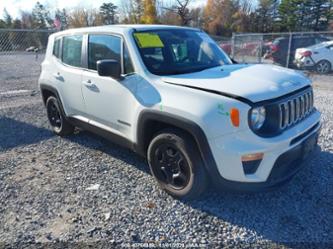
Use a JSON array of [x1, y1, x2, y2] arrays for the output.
[[0, 0, 207, 19]]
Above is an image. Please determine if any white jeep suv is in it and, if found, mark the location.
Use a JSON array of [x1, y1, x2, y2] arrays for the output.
[[39, 25, 321, 199]]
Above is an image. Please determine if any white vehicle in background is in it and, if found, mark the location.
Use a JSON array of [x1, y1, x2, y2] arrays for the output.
[[295, 40, 333, 74]]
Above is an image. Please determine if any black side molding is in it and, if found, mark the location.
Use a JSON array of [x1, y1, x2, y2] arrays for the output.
[[67, 117, 135, 151]]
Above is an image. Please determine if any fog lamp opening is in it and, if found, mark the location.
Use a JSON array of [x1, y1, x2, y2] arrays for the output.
[[241, 153, 264, 162], [241, 153, 264, 175]]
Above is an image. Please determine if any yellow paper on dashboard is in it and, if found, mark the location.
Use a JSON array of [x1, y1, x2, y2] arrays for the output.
[[134, 33, 164, 48]]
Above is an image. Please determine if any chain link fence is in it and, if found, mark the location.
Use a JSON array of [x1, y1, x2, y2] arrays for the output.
[[229, 31, 333, 73], [0, 29, 55, 55], [0, 29, 55, 98]]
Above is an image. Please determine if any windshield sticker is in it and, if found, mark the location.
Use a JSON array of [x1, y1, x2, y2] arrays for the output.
[[134, 33, 164, 48], [218, 103, 229, 116]]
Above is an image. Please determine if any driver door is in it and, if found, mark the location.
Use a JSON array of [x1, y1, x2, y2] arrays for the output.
[[81, 34, 136, 138]]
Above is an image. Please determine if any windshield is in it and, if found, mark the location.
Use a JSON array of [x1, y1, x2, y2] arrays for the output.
[[133, 29, 232, 76]]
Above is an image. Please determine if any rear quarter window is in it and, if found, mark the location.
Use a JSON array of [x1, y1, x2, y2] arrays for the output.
[[53, 38, 61, 59]]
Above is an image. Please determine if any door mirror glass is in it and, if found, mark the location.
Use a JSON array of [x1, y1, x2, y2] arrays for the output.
[[97, 59, 121, 79]]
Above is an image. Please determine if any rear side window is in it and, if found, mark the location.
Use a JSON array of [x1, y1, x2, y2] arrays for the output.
[[53, 38, 61, 59], [88, 34, 121, 70], [62, 35, 83, 67]]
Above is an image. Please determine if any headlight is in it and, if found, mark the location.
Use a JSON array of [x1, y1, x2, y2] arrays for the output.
[[250, 106, 266, 130]]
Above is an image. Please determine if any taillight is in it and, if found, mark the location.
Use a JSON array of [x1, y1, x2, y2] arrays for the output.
[[271, 44, 279, 52], [301, 51, 312, 57]]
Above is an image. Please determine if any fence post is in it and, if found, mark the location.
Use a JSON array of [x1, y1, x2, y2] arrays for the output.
[[231, 33, 235, 59], [258, 35, 264, 64], [286, 32, 293, 68]]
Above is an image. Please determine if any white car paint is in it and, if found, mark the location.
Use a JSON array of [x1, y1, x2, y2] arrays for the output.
[[161, 64, 311, 102], [295, 40, 333, 73], [39, 25, 321, 185]]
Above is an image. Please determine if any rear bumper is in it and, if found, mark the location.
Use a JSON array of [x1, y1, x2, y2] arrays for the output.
[[294, 58, 316, 70]]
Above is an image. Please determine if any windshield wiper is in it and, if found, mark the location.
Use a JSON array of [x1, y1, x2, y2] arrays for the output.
[[193, 64, 221, 73], [156, 65, 221, 76]]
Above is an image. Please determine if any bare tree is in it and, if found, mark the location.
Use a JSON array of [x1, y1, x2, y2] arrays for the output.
[[67, 8, 103, 28], [121, 0, 144, 23], [163, 0, 192, 25]]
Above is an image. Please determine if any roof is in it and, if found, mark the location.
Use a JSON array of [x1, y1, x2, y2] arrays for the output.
[[54, 24, 200, 36]]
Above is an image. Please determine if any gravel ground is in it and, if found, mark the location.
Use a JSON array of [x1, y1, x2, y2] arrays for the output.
[[0, 54, 332, 248]]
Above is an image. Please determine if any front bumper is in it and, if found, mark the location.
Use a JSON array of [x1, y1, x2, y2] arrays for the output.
[[217, 128, 319, 191], [207, 110, 321, 191]]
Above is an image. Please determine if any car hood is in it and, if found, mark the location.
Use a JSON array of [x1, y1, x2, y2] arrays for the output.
[[161, 64, 311, 104]]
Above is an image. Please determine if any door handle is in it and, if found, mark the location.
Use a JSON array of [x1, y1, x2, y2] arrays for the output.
[[82, 80, 98, 91], [82, 79, 94, 86], [53, 72, 63, 81]]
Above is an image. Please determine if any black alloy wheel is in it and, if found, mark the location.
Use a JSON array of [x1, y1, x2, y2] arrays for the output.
[[152, 143, 191, 190], [147, 129, 208, 200], [46, 96, 74, 136]]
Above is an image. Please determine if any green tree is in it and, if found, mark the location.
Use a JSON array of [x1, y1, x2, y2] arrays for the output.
[[3, 8, 12, 28], [100, 2, 118, 24], [0, 20, 5, 28], [278, 0, 332, 31], [32, 1, 52, 28], [309, 0, 332, 30], [278, 0, 298, 31], [255, 0, 279, 32]]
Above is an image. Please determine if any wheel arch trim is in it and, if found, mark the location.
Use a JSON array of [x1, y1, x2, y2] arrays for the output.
[[40, 84, 68, 117], [135, 110, 223, 184]]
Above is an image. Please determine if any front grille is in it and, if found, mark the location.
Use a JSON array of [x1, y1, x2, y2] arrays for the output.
[[278, 89, 314, 129]]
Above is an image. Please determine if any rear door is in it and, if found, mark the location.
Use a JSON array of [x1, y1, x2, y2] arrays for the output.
[[53, 35, 86, 116]]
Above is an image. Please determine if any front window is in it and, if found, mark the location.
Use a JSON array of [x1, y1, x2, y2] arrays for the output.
[[88, 34, 121, 70], [133, 29, 231, 76]]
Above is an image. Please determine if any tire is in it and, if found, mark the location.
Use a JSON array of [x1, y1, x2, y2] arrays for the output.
[[46, 96, 74, 136], [147, 128, 208, 200], [316, 60, 331, 74]]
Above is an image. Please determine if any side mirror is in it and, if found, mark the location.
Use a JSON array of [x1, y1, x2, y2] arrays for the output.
[[97, 59, 121, 79]]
